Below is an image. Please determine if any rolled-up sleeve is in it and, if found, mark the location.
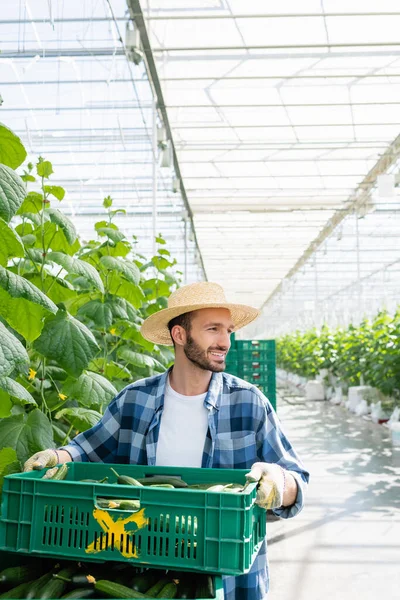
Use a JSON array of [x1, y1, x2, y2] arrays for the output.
[[59, 391, 124, 462], [254, 391, 309, 518]]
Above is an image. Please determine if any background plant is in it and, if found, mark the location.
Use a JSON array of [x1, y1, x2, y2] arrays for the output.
[[277, 311, 400, 409], [0, 122, 180, 493]]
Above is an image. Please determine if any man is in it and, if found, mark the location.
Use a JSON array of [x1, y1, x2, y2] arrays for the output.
[[24, 281, 309, 600]]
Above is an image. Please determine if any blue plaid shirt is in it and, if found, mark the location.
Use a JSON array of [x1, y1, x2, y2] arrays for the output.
[[62, 368, 309, 600]]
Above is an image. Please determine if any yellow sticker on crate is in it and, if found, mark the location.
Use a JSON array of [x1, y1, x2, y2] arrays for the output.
[[86, 508, 148, 558]]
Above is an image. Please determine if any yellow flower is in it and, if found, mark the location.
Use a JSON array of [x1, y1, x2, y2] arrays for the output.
[[58, 393, 67, 401], [28, 368, 36, 381], [110, 328, 117, 335]]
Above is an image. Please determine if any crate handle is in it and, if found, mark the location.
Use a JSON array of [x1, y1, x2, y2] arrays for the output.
[[95, 496, 142, 512]]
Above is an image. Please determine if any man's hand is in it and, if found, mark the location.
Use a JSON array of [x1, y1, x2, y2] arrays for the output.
[[23, 449, 58, 472], [245, 462, 286, 510]]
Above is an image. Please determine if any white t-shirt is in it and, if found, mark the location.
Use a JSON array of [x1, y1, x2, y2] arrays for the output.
[[155, 376, 209, 468]]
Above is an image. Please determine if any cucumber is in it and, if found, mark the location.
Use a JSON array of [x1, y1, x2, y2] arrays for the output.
[[146, 578, 170, 597], [43, 464, 69, 481], [25, 571, 54, 599], [38, 567, 76, 599], [0, 565, 40, 587], [136, 476, 188, 488], [0, 581, 32, 598], [61, 588, 96, 599], [68, 574, 96, 588], [110, 468, 143, 487], [157, 582, 177, 598], [131, 572, 159, 593], [97, 498, 141, 510], [195, 576, 214, 599], [94, 580, 150, 598]]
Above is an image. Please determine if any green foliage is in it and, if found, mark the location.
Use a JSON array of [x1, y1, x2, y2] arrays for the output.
[[0, 123, 182, 485], [277, 310, 400, 400]]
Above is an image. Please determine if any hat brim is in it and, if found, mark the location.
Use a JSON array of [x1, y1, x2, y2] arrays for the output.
[[140, 302, 260, 346]]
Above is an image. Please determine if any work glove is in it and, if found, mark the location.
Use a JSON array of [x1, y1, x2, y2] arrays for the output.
[[23, 449, 59, 472], [245, 462, 286, 510]]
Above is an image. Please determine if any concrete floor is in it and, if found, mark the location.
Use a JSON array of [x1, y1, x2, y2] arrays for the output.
[[267, 387, 400, 600]]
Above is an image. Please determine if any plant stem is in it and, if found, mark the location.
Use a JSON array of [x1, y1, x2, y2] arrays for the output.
[[61, 424, 74, 446], [45, 266, 64, 295]]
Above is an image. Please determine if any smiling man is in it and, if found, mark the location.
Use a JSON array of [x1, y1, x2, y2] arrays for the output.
[[24, 282, 309, 600]]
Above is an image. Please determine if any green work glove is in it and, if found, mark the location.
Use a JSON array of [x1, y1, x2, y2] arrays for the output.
[[23, 449, 58, 472], [245, 462, 286, 510]]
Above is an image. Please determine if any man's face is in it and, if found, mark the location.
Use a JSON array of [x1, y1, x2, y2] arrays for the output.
[[183, 308, 234, 372]]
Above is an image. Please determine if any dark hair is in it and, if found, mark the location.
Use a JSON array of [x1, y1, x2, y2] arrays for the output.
[[168, 311, 193, 345]]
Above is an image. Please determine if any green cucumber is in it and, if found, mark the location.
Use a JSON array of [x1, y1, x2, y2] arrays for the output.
[[146, 578, 170, 597], [61, 588, 96, 599], [0, 581, 32, 598], [25, 571, 54, 599], [94, 580, 150, 598], [136, 476, 188, 488], [110, 468, 143, 487], [156, 582, 177, 598], [195, 576, 214, 599], [131, 572, 159, 593], [38, 567, 76, 599], [0, 565, 41, 587]]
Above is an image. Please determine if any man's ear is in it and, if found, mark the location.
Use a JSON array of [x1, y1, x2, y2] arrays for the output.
[[171, 325, 186, 347]]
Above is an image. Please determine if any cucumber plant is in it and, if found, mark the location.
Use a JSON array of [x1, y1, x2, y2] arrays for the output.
[[0, 122, 178, 489]]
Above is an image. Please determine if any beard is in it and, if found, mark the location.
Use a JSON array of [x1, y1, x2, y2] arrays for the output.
[[184, 332, 226, 372]]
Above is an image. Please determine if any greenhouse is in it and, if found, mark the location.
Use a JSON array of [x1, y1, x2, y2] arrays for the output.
[[0, 2, 399, 600]]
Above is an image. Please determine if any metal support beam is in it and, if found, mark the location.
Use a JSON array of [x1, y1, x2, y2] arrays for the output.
[[126, 0, 207, 281], [151, 42, 400, 52], [0, 48, 125, 58], [261, 130, 400, 310]]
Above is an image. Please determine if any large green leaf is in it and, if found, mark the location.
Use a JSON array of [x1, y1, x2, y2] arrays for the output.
[[106, 296, 137, 322], [64, 292, 100, 316], [0, 266, 58, 341], [100, 256, 140, 285], [0, 321, 29, 377], [107, 275, 144, 309], [96, 227, 125, 244], [0, 377, 37, 406], [0, 390, 12, 417], [121, 327, 155, 352], [118, 347, 164, 372], [47, 252, 104, 293], [63, 371, 117, 408], [77, 299, 113, 329], [43, 185, 65, 201], [33, 310, 100, 377], [89, 359, 131, 380], [55, 407, 102, 433], [0, 123, 27, 169], [0, 267, 57, 313], [0, 447, 20, 495], [99, 241, 131, 258], [25, 273, 76, 305], [0, 409, 54, 465], [46, 208, 77, 244], [16, 191, 44, 216], [0, 217, 24, 267], [0, 164, 26, 222], [38, 222, 80, 256], [37, 160, 53, 178], [142, 278, 170, 300]]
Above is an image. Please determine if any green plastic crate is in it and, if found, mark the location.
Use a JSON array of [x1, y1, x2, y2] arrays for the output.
[[237, 349, 276, 362], [242, 372, 276, 385], [236, 340, 275, 351], [238, 361, 275, 374], [0, 465, 265, 576], [0, 550, 223, 599]]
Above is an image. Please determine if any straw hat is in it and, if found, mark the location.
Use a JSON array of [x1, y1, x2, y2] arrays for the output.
[[141, 282, 260, 346]]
